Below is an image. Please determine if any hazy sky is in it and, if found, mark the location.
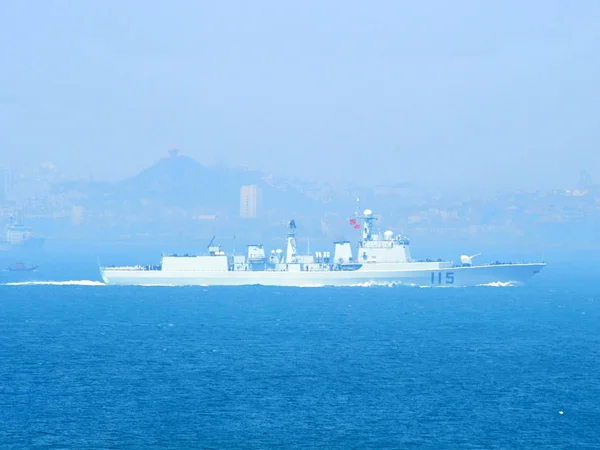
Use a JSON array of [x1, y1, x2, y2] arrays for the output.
[[1, 0, 599, 191]]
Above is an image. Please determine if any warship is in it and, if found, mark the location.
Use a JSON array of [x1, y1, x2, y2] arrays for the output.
[[100, 208, 545, 287], [0, 211, 45, 252]]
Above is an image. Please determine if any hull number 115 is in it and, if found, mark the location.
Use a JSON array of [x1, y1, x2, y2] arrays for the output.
[[431, 272, 454, 285]]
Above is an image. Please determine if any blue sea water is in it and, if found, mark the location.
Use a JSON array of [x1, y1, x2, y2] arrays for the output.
[[1, 257, 599, 448]]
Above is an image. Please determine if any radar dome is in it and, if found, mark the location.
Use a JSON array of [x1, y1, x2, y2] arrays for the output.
[[363, 209, 373, 216], [383, 230, 394, 240]]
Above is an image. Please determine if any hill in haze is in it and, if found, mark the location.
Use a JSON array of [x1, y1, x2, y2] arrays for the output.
[[53, 148, 333, 220]]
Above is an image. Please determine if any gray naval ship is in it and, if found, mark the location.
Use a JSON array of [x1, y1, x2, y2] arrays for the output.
[[100, 208, 546, 287], [0, 211, 45, 253]]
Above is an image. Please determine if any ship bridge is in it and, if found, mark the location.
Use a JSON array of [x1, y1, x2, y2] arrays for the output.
[[356, 209, 412, 263]]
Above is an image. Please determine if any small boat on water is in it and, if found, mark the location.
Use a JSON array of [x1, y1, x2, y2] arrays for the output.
[[7, 262, 39, 272]]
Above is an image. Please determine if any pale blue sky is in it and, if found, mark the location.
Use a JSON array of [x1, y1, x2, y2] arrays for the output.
[[1, 0, 599, 191]]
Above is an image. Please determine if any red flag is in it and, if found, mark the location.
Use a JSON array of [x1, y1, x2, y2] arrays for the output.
[[349, 219, 356, 225], [354, 224, 360, 229]]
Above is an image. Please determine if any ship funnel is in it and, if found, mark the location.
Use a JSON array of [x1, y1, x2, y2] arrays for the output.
[[333, 241, 353, 264]]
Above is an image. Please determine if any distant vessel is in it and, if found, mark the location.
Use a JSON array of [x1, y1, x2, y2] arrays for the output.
[[6, 262, 39, 272], [100, 207, 546, 287], [0, 211, 45, 252]]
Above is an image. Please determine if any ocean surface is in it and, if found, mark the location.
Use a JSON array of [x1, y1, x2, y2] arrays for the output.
[[1, 256, 599, 448]]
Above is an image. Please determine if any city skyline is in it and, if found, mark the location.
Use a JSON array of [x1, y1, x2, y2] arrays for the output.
[[0, 149, 596, 198]]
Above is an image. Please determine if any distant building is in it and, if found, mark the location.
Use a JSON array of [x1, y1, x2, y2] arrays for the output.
[[71, 205, 84, 225], [579, 170, 592, 189], [240, 185, 259, 218], [0, 167, 13, 203]]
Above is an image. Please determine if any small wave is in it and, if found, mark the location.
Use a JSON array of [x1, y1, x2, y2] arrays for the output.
[[476, 281, 518, 287], [2, 280, 105, 286]]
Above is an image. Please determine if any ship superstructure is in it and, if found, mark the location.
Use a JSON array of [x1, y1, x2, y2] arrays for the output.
[[100, 208, 545, 287]]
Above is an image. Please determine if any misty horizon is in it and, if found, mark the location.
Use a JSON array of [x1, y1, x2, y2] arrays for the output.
[[1, 147, 595, 199], [2, 1, 600, 193]]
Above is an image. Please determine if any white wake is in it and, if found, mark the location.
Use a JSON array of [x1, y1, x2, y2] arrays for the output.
[[2, 280, 106, 286], [476, 281, 519, 287]]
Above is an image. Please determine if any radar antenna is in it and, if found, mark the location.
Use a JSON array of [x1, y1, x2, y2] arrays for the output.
[[207, 236, 216, 249]]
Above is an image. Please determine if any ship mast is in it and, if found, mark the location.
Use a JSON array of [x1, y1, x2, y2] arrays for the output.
[[285, 219, 297, 263], [355, 197, 362, 244], [356, 208, 377, 244]]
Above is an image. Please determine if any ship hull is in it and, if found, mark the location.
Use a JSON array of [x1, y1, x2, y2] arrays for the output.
[[100, 263, 545, 287]]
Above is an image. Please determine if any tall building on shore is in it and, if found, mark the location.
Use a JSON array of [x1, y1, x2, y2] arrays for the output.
[[578, 170, 592, 189], [240, 185, 259, 218], [1, 167, 13, 203]]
